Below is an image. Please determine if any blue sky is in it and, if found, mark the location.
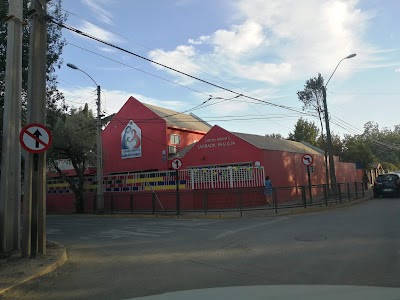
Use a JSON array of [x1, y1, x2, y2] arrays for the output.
[[55, 0, 400, 138]]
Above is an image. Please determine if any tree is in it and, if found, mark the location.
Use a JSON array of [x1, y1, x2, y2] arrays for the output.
[[288, 118, 320, 146], [317, 133, 343, 156], [297, 73, 326, 141], [341, 135, 376, 168], [362, 122, 400, 167], [265, 133, 284, 139], [0, 0, 67, 147], [49, 107, 97, 213]]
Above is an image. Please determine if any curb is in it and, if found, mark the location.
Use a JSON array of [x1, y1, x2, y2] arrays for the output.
[[0, 241, 68, 296]]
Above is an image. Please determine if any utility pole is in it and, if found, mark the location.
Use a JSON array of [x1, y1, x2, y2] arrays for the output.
[[96, 85, 104, 213], [0, 0, 23, 253], [22, 0, 48, 257], [322, 53, 357, 195], [322, 86, 337, 193], [67, 63, 104, 213]]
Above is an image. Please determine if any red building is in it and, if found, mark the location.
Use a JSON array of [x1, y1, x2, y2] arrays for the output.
[[47, 97, 359, 212], [102, 96, 210, 174]]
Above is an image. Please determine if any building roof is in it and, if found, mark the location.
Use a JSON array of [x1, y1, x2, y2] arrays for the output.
[[231, 132, 324, 155], [300, 141, 325, 155], [170, 142, 197, 160], [144, 103, 211, 133]]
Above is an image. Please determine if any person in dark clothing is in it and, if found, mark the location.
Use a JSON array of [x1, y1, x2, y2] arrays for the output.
[[264, 176, 273, 206]]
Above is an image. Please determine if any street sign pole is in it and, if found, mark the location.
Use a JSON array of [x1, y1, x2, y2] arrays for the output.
[[171, 159, 182, 215], [307, 166, 312, 205], [176, 171, 180, 215], [302, 154, 314, 206]]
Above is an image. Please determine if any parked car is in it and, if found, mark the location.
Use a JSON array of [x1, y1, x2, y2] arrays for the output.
[[373, 173, 400, 198]]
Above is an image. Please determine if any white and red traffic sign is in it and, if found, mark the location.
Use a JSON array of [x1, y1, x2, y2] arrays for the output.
[[171, 158, 182, 170], [302, 154, 313, 166], [20, 123, 52, 154]]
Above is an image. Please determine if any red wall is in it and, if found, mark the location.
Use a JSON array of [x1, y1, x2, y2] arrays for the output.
[[167, 127, 205, 151], [262, 150, 327, 187], [182, 125, 264, 168], [102, 97, 169, 173]]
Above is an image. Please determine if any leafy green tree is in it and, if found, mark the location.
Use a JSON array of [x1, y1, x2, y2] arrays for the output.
[[362, 121, 400, 167], [297, 73, 326, 142], [317, 133, 343, 156], [288, 118, 320, 146], [49, 107, 96, 213], [381, 162, 400, 173], [341, 135, 376, 168]]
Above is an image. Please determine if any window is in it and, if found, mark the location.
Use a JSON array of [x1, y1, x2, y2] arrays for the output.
[[170, 134, 180, 145]]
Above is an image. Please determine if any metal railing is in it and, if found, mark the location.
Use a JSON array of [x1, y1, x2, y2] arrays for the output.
[[91, 182, 369, 216]]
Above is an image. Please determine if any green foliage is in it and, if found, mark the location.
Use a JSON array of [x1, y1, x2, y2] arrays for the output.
[[341, 135, 376, 168], [265, 133, 284, 139], [317, 133, 343, 156], [381, 162, 400, 173], [288, 118, 320, 146], [49, 109, 96, 213], [297, 73, 325, 112]]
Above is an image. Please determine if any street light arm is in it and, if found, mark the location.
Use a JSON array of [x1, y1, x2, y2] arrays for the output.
[[67, 63, 98, 87], [325, 53, 356, 88], [325, 58, 344, 88], [77, 69, 98, 87]]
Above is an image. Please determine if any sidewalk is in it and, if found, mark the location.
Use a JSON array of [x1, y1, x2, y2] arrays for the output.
[[0, 241, 67, 296]]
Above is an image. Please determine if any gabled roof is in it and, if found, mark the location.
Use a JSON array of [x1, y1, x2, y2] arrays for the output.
[[143, 103, 211, 133], [231, 132, 324, 155], [300, 141, 325, 155], [169, 142, 197, 160]]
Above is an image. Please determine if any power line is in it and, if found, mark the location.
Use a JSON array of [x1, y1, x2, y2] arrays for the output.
[[66, 42, 211, 98], [48, 18, 308, 116]]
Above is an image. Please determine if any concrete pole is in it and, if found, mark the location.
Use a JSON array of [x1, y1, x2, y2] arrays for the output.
[[23, 0, 48, 257], [322, 86, 337, 193], [96, 86, 104, 213], [0, 0, 23, 253]]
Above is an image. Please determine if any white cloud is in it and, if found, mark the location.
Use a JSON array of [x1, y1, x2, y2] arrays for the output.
[[98, 47, 117, 53], [148, 0, 383, 86], [81, 0, 114, 25], [61, 87, 187, 117], [79, 21, 121, 44], [395, 68, 400, 72], [148, 45, 200, 85], [210, 21, 266, 56], [188, 36, 210, 45]]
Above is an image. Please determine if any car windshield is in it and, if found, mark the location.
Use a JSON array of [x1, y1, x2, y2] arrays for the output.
[[376, 174, 399, 183]]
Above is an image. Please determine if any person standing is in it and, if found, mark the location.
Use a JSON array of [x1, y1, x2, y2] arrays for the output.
[[264, 176, 273, 206]]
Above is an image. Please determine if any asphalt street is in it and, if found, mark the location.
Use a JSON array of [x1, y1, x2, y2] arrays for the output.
[[2, 198, 400, 300]]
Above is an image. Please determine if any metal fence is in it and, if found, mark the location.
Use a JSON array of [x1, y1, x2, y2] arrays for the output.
[[91, 182, 369, 216]]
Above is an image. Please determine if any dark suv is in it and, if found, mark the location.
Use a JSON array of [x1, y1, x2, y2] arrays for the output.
[[373, 173, 400, 198]]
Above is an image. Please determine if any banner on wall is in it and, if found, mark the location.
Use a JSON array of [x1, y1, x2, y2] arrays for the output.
[[121, 120, 142, 159]]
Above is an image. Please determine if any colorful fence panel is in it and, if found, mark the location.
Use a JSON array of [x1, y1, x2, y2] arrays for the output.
[[47, 166, 265, 193]]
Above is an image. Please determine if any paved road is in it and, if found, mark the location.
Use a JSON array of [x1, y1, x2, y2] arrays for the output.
[[3, 198, 400, 300]]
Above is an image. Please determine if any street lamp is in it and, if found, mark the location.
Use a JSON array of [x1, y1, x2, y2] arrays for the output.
[[322, 53, 356, 193], [67, 63, 104, 213]]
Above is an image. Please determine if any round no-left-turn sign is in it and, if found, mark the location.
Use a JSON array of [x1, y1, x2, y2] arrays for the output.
[[20, 123, 52, 154], [302, 154, 313, 166], [171, 158, 182, 170]]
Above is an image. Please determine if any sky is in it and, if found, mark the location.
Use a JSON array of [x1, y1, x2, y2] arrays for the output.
[[55, 0, 400, 139]]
